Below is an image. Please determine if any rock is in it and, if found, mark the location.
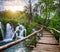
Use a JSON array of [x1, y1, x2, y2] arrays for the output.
[[0, 29, 3, 40]]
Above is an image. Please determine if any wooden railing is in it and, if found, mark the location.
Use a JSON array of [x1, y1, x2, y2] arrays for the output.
[[41, 25, 60, 34], [49, 28, 60, 45], [51, 28, 60, 34], [42, 25, 60, 45], [0, 28, 43, 51]]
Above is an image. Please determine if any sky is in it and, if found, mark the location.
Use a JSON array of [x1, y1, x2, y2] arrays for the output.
[[0, 0, 38, 11]]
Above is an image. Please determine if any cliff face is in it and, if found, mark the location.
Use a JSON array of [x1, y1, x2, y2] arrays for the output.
[[0, 29, 3, 40]]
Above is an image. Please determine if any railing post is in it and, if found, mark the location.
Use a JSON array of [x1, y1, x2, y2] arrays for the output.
[[34, 33, 36, 47], [50, 30, 54, 35], [40, 28, 43, 37], [59, 36, 60, 45]]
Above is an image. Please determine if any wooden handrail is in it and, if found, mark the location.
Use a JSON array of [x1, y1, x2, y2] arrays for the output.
[[52, 28, 60, 34], [41, 25, 60, 34], [0, 28, 43, 51], [42, 25, 60, 45]]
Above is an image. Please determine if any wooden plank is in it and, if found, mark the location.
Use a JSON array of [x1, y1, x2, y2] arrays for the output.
[[38, 36, 58, 45], [32, 30, 59, 52], [32, 44, 60, 52]]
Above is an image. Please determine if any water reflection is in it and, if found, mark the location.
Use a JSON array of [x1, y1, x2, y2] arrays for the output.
[[3, 42, 32, 52]]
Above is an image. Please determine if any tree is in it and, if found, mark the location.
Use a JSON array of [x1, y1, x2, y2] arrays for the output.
[[29, 0, 33, 23], [24, 0, 33, 23]]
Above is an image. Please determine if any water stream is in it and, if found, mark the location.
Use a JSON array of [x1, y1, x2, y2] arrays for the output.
[[15, 24, 26, 39], [3, 23, 14, 42], [0, 22, 32, 52], [3, 42, 32, 52]]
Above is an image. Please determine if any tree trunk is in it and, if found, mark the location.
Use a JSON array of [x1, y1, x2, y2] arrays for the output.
[[43, 3, 48, 26], [29, 0, 32, 23], [58, 0, 60, 17]]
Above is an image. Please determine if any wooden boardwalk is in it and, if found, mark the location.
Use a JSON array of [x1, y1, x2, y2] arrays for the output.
[[32, 30, 60, 52]]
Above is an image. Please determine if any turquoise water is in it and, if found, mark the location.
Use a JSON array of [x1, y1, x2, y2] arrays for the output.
[[0, 40, 32, 52]]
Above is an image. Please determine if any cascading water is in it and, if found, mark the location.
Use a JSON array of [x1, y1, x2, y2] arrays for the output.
[[15, 24, 26, 39], [0, 23, 32, 52], [0, 22, 2, 28], [0, 22, 26, 42], [3, 23, 14, 42]]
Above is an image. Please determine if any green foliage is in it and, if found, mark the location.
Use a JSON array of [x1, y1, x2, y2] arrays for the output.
[[26, 25, 32, 35], [33, 16, 43, 24], [24, 22, 38, 35], [50, 13, 60, 30], [0, 18, 18, 28], [0, 0, 60, 38], [24, 36, 37, 46], [24, 39, 32, 45]]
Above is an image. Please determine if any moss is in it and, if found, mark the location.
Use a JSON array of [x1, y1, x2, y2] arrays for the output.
[[0, 18, 18, 27], [0, 29, 3, 40]]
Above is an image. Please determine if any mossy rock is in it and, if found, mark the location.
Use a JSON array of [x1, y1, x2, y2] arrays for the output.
[[0, 29, 3, 40]]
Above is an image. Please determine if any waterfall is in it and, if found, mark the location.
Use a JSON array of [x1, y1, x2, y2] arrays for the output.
[[19, 24, 26, 38], [15, 24, 26, 39], [3, 23, 14, 42], [0, 22, 2, 28], [0, 22, 26, 42], [0, 22, 4, 40]]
